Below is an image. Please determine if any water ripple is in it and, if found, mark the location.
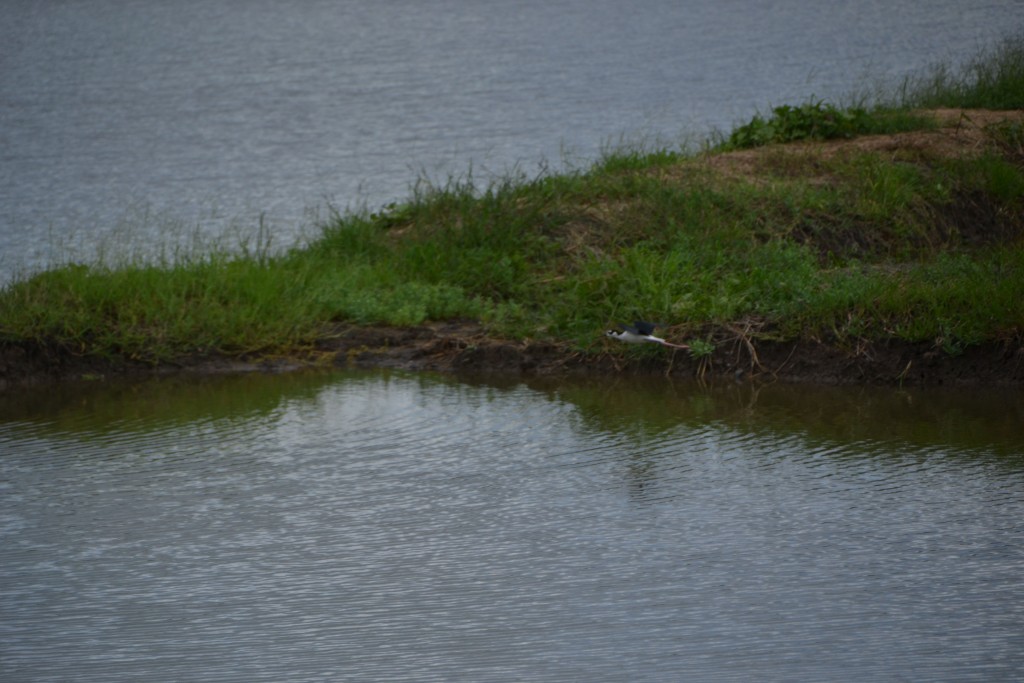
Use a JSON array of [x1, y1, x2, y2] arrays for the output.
[[3, 373, 1024, 682]]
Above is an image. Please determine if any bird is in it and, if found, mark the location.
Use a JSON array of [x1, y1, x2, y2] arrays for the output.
[[605, 321, 689, 349]]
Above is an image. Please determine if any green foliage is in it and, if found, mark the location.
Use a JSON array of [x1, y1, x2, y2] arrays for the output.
[[725, 101, 878, 150], [721, 101, 935, 151], [686, 339, 715, 359]]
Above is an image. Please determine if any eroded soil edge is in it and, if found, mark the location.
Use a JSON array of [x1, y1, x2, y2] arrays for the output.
[[3, 321, 1023, 391]]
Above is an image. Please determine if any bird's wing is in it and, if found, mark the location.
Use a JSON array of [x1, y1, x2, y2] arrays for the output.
[[633, 321, 657, 336]]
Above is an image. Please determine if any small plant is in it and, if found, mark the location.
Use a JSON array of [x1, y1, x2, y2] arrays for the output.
[[937, 326, 965, 357], [725, 101, 873, 150], [687, 339, 715, 358], [722, 100, 936, 151]]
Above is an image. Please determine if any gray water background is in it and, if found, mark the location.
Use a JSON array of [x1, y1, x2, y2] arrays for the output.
[[2, 370, 1023, 682], [3, 0, 1023, 280]]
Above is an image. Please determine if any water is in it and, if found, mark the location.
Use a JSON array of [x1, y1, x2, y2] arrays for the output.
[[2, 0, 1022, 280], [2, 371, 1023, 682]]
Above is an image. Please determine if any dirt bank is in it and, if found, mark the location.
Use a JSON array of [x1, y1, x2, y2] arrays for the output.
[[3, 320, 1023, 391]]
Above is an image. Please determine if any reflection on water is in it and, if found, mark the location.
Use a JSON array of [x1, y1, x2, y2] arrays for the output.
[[2, 371, 1023, 682]]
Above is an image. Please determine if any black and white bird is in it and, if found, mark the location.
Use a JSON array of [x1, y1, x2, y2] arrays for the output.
[[605, 321, 689, 349]]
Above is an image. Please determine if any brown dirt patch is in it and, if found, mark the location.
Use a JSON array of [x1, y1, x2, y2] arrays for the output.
[[686, 108, 1024, 262], [702, 108, 1024, 182]]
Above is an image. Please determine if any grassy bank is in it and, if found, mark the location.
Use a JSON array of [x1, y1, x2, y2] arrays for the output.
[[2, 34, 1023, 369]]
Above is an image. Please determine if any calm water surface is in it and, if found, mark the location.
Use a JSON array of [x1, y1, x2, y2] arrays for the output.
[[2, 370, 1023, 682], [3, 0, 1023, 279]]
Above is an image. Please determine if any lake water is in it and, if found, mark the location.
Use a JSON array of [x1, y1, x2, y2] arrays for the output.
[[2, 370, 1023, 682], [3, 0, 1023, 280]]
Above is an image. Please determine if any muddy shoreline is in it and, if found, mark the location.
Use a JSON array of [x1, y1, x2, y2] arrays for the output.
[[3, 321, 1022, 391]]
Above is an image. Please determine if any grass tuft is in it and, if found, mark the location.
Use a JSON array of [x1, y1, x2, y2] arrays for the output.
[[893, 31, 1024, 110]]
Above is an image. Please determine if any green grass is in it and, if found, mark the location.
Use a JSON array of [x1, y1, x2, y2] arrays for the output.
[[2, 32, 1023, 365], [892, 31, 1024, 110]]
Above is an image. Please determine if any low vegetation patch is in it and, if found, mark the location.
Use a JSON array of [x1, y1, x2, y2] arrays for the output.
[[1, 33, 1023, 380], [718, 101, 933, 150]]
